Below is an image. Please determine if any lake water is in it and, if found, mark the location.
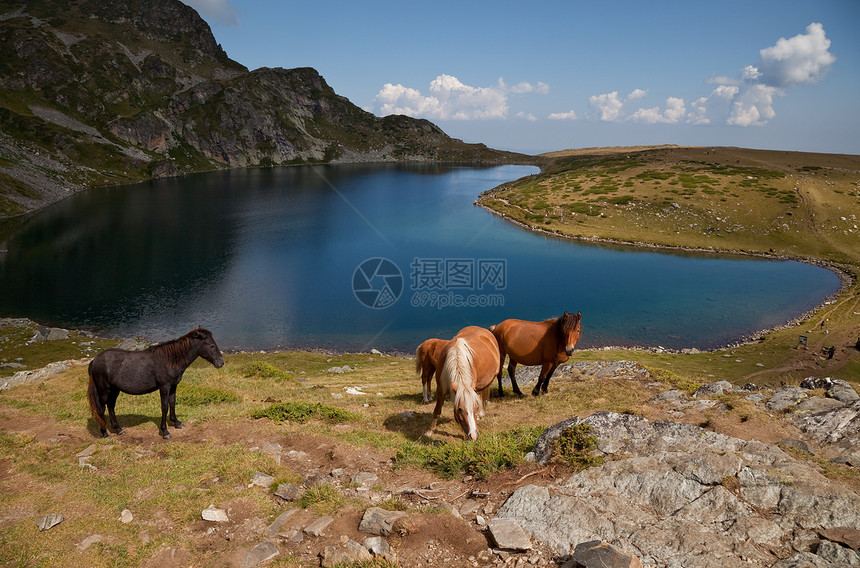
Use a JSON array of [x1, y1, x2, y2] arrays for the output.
[[0, 164, 841, 352]]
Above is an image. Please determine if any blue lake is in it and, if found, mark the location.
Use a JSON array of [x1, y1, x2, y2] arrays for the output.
[[0, 164, 841, 352]]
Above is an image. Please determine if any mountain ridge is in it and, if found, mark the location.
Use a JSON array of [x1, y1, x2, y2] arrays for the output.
[[0, 0, 527, 217]]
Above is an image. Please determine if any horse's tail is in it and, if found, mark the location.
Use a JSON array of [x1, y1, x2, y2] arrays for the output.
[[87, 363, 107, 432], [414, 345, 423, 376]]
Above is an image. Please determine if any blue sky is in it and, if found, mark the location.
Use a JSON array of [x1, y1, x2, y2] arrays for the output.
[[183, 0, 859, 156]]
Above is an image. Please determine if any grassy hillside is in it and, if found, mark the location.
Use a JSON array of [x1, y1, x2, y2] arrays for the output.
[[478, 146, 860, 384]]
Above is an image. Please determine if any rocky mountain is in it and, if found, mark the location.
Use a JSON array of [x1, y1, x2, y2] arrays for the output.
[[0, 0, 525, 216]]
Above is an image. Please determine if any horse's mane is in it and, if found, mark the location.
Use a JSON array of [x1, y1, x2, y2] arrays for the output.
[[553, 312, 581, 343], [146, 328, 204, 366], [442, 338, 482, 415]]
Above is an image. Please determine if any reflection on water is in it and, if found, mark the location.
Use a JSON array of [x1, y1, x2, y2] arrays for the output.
[[0, 164, 841, 351]]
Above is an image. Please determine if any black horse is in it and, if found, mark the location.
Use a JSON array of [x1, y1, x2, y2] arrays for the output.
[[87, 327, 225, 439]]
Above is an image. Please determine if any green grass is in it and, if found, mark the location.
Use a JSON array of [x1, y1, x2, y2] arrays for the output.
[[251, 401, 360, 424], [394, 427, 543, 480]]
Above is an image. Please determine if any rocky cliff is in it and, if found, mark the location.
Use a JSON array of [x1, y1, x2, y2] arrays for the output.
[[0, 0, 524, 216]]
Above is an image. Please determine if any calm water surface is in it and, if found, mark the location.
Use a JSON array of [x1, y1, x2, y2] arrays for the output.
[[0, 164, 841, 351]]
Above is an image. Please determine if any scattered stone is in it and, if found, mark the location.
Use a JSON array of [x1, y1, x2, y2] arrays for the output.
[[487, 518, 532, 552], [572, 540, 643, 568], [119, 509, 133, 524], [358, 507, 407, 536], [35, 514, 64, 531], [274, 482, 302, 501], [266, 509, 299, 538], [766, 386, 808, 412], [241, 541, 279, 568], [363, 535, 391, 557], [321, 539, 372, 567], [352, 472, 378, 487], [201, 505, 229, 523], [693, 380, 733, 397], [250, 472, 275, 488], [304, 515, 334, 537], [76, 444, 98, 458], [77, 534, 102, 550]]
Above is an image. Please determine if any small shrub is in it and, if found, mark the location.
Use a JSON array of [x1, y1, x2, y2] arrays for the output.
[[395, 427, 542, 480], [243, 361, 293, 382], [251, 402, 359, 423], [551, 423, 603, 471], [298, 482, 345, 514]]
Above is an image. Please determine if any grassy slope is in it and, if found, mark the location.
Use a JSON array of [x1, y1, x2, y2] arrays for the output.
[[1, 146, 859, 566], [479, 146, 860, 385]]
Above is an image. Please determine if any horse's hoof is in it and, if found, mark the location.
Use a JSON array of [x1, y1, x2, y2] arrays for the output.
[[531, 389, 541, 397], [173, 422, 184, 429], [515, 391, 526, 399], [116, 428, 125, 435], [100, 431, 109, 438], [162, 432, 172, 440]]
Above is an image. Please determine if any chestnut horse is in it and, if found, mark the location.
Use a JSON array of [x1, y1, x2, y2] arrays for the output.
[[415, 337, 447, 403], [88, 327, 225, 439], [425, 326, 500, 441], [492, 311, 582, 397]]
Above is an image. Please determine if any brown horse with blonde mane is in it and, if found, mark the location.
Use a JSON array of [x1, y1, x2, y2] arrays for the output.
[[491, 311, 582, 397], [415, 337, 447, 403], [425, 326, 500, 441]]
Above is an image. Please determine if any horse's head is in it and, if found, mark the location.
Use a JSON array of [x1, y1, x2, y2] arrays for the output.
[[559, 311, 582, 356], [453, 386, 482, 441], [192, 327, 225, 368]]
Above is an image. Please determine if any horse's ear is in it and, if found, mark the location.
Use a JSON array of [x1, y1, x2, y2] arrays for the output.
[[563, 310, 568, 316]]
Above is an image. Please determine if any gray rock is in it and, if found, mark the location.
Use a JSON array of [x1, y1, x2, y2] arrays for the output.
[[816, 540, 860, 567], [693, 380, 733, 397], [767, 386, 808, 412], [358, 507, 407, 536], [487, 518, 532, 552], [572, 540, 643, 568], [77, 534, 102, 551], [321, 539, 372, 567], [274, 482, 302, 501], [303, 515, 333, 537], [497, 412, 860, 568], [363, 536, 391, 557], [201, 505, 229, 522], [352, 472, 378, 487], [819, 527, 860, 552], [794, 396, 845, 415], [250, 472, 275, 488], [241, 541, 279, 568], [35, 514, 64, 531], [770, 552, 841, 568], [266, 509, 299, 538]]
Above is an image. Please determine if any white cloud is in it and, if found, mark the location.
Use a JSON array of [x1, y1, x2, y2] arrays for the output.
[[516, 112, 538, 121], [182, 0, 238, 26], [756, 22, 835, 88], [630, 97, 686, 124], [372, 75, 548, 120], [548, 110, 578, 120], [590, 23, 833, 129], [589, 89, 649, 121], [727, 84, 778, 126]]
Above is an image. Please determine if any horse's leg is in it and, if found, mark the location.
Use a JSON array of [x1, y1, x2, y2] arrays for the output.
[[168, 384, 183, 429], [425, 377, 446, 437], [158, 385, 172, 439], [496, 346, 507, 397], [533, 362, 559, 396], [422, 364, 435, 404], [106, 387, 124, 435], [94, 386, 109, 438], [508, 361, 525, 398]]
